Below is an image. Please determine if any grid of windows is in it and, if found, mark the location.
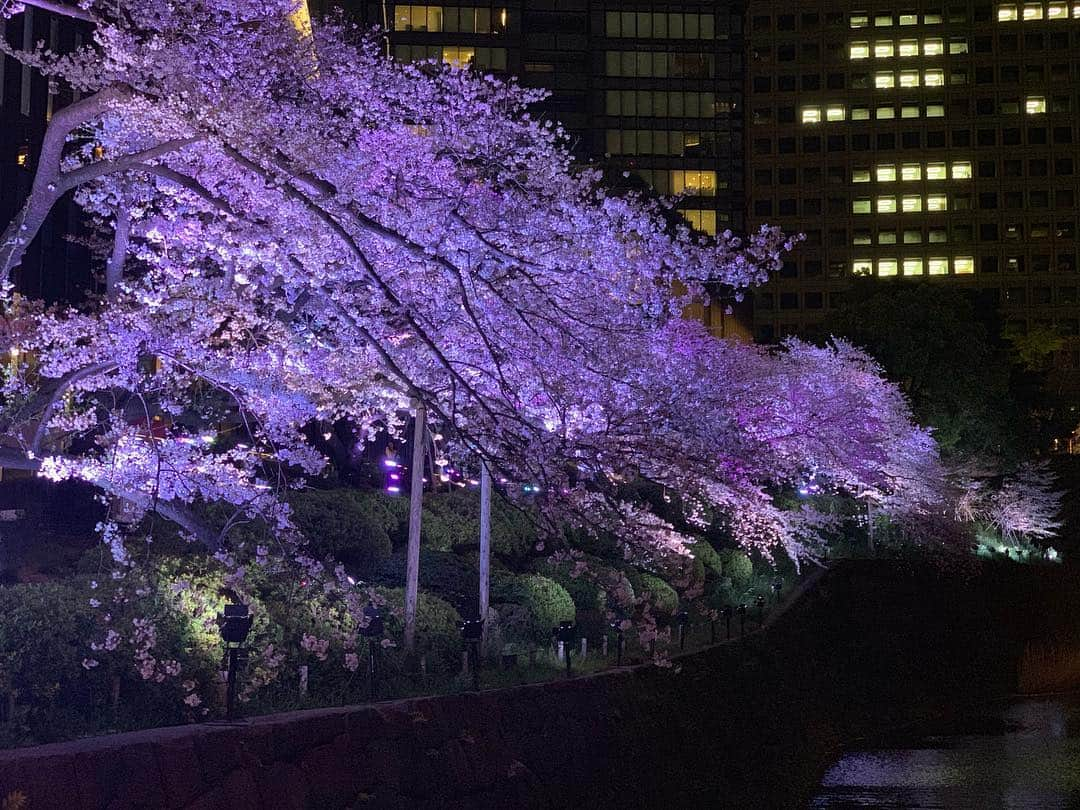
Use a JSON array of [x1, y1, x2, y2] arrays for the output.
[[605, 51, 714, 79], [392, 5, 508, 33], [604, 11, 717, 39], [605, 91, 726, 118]]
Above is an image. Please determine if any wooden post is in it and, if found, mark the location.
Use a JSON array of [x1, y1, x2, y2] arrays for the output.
[[478, 460, 491, 652], [404, 400, 426, 653]]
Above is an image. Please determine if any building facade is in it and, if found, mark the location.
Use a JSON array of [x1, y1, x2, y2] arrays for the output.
[[744, 0, 1080, 386]]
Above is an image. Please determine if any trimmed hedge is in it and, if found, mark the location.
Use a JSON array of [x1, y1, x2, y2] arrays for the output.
[[719, 549, 754, 587], [421, 489, 537, 563], [374, 587, 463, 670], [369, 550, 479, 616], [290, 489, 406, 572], [492, 574, 575, 645]]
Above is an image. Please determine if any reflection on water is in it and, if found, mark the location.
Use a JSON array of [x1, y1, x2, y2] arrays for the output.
[[810, 697, 1080, 808]]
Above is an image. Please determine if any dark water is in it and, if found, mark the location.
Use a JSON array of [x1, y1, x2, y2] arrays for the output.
[[810, 697, 1080, 809]]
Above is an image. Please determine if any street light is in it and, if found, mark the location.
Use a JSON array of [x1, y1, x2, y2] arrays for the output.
[[216, 603, 253, 721], [459, 618, 484, 691], [359, 602, 384, 701], [555, 621, 576, 678]]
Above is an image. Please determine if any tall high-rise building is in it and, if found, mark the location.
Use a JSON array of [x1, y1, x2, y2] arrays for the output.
[[0, 7, 92, 303], [320, 0, 749, 337], [744, 1, 1080, 390]]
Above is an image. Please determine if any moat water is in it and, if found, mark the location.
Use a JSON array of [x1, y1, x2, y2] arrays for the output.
[[810, 696, 1080, 808]]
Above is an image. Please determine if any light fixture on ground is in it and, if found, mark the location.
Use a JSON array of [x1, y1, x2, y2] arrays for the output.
[[555, 621, 576, 678], [723, 605, 734, 640], [216, 603, 253, 721], [756, 594, 767, 626], [675, 610, 689, 651], [737, 603, 747, 636], [609, 619, 625, 667], [360, 602, 384, 701], [459, 617, 484, 691]]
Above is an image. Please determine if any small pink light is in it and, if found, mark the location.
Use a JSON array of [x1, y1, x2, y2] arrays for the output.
[[386, 486, 401, 494], [383, 459, 398, 468], [389, 473, 400, 481]]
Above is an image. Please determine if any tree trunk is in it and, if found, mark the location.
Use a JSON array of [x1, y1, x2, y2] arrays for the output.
[[403, 400, 426, 653], [478, 460, 491, 651]]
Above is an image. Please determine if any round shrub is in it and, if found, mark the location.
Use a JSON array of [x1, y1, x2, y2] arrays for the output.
[[492, 574, 575, 645], [369, 549, 479, 616], [719, 549, 754, 586], [690, 540, 725, 579], [421, 489, 536, 563], [637, 573, 679, 616], [374, 587, 463, 671], [289, 489, 404, 573]]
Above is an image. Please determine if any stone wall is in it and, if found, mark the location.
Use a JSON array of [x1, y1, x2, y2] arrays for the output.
[[0, 560, 1057, 809]]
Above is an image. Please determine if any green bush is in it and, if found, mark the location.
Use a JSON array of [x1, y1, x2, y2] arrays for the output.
[[374, 587, 463, 670], [421, 489, 536, 563], [369, 550, 479, 615], [690, 540, 725, 579], [290, 489, 405, 572], [637, 573, 679, 616], [492, 574, 575, 645], [719, 549, 754, 587]]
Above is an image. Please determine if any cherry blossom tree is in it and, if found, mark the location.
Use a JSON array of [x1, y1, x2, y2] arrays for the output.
[[0, 0, 941, 668]]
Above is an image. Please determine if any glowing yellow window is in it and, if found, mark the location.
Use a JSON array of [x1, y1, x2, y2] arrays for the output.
[[826, 105, 846, 121], [926, 162, 947, 180], [949, 39, 968, 54], [923, 38, 944, 55], [954, 256, 975, 274], [877, 106, 896, 119], [1026, 96, 1047, 114], [924, 70, 944, 87], [998, 3, 1019, 18], [926, 258, 947, 275], [878, 259, 898, 276], [901, 163, 922, 181], [903, 258, 924, 275], [926, 103, 945, 117], [1048, 1, 1068, 15], [853, 168, 871, 183], [877, 196, 897, 213], [902, 195, 922, 212], [851, 12, 870, 27], [1024, 3, 1044, 18], [672, 170, 717, 194], [927, 194, 948, 211], [875, 41, 895, 57], [851, 107, 871, 120], [904, 229, 923, 243], [442, 46, 476, 67], [875, 13, 893, 26], [879, 231, 897, 244], [802, 107, 822, 123], [924, 11, 943, 22], [853, 259, 874, 275], [901, 104, 920, 118], [681, 209, 717, 235], [899, 39, 919, 56], [853, 198, 872, 213], [875, 72, 895, 88], [899, 70, 919, 87], [1073, 2, 1080, 16], [951, 161, 972, 179], [899, 13, 918, 25], [877, 164, 897, 182], [850, 42, 870, 59]]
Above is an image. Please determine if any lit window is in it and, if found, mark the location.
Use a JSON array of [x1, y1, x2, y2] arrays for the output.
[[902, 163, 922, 181], [928, 257, 949, 275], [1048, 1, 1068, 15], [875, 41, 895, 57], [899, 39, 919, 56], [875, 13, 893, 25], [998, 3, 1019, 18], [1026, 96, 1047, 114], [851, 107, 871, 120], [802, 107, 822, 123], [901, 104, 920, 118], [875, 72, 895, 88], [1023, 2, 1044, 18], [1074, 2, 1080, 16], [878, 259, 898, 276], [924, 69, 944, 87], [853, 230, 873, 245], [850, 41, 870, 59], [877, 164, 897, 182], [902, 194, 923, 212], [948, 39, 968, 54], [853, 198, 872, 213], [877, 196, 897, 212], [903, 258, 924, 275], [923, 38, 944, 55], [442, 45, 476, 67], [954, 256, 975, 274], [926, 162, 947, 179], [926, 103, 945, 117], [929, 229, 947, 243], [851, 12, 869, 27], [826, 105, 846, 121], [16, 145, 30, 168], [951, 161, 972, 179], [877, 106, 896, 119], [671, 170, 717, 195], [681, 209, 717, 235], [853, 259, 874, 275], [899, 70, 919, 87], [927, 194, 948, 211], [924, 11, 943, 23], [899, 13, 918, 25], [903, 229, 923, 243], [879, 231, 898, 244], [853, 168, 872, 183]]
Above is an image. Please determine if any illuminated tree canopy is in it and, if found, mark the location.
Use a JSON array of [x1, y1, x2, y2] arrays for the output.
[[0, 0, 940, 574]]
